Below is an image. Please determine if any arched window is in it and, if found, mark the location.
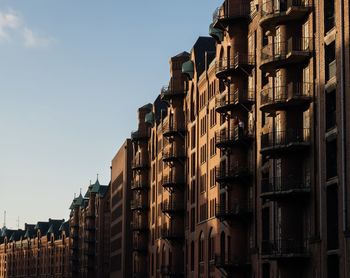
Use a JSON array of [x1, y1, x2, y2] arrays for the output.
[[190, 241, 194, 271], [220, 231, 226, 261], [208, 228, 215, 261], [198, 232, 204, 263]]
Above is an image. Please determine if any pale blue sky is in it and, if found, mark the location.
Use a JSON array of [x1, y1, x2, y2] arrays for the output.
[[0, 1, 221, 229]]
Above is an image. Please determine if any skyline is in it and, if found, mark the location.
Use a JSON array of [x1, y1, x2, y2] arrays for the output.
[[0, 0, 221, 229]]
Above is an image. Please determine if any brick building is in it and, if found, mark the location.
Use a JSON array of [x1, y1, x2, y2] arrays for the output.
[[127, 0, 350, 277], [69, 179, 111, 278], [0, 219, 70, 278]]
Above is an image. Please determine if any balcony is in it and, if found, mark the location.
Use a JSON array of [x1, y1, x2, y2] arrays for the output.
[[160, 86, 185, 101], [131, 222, 148, 232], [216, 53, 255, 78], [161, 176, 184, 190], [215, 126, 253, 149], [131, 159, 149, 171], [261, 239, 310, 260], [212, 2, 251, 30], [160, 228, 184, 241], [260, 0, 313, 29], [214, 254, 249, 271], [133, 241, 148, 254], [131, 130, 149, 142], [260, 37, 313, 72], [209, 23, 223, 43], [162, 148, 186, 163], [260, 82, 312, 113], [260, 128, 311, 156], [215, 89, 255, 114], [215, 202, 251, 222], [261, 176, 311, 200], [216, 165, 251, 185], [130, 199, 148, 211], [131, 180, 149, 191], [160, 265, 184, 277], [162, 123, 186, 138], [161, 201, 184, 214]]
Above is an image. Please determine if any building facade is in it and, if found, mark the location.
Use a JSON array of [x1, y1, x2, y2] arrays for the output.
[[69, 179, 111, 278], [110, 139, 133, 278], [127, 0, 350, 277], [0, 219, 70, 278]]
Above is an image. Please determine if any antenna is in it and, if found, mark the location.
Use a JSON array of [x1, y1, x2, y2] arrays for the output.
[[96, 173, 99, 181], [3, 211, 6, 228]]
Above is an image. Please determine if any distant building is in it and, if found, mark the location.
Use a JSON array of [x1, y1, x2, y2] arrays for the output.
[[69, 179, 111, 278], [110, 139, 133, 278], [0, 219, 70, 277]]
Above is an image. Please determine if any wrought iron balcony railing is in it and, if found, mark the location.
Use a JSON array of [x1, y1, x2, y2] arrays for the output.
[[261, 176, 311, 199], [260, 0, 313, 28], [212, 2, 251, 29], [161, 200, 184, 214], [260, 82, 312, 112], [215, 89, 255, 114], [131, 180, 149, 191], [215, 53, 255, 77], [216, 165, 251, 184], [130, 199, 148, 211], [215, 126, 253, 149], [260, 128, 311, 155], [215, 202, 251, 221], [261, 239, 310, 259], [160, 228, 184, 241]]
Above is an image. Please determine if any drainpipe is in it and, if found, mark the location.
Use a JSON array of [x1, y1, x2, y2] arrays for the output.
[[339, 0, 348, 235]]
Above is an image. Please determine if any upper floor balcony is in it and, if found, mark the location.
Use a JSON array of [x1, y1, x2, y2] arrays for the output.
[[131, 222, 148, 233], [260, 176, 311, 200], [160, 228, 184, 242], [215, 201, 251, 222], [260, 0, 313, 30], [162, 147, 186, 164], [216, 53, 255, 78], [131, 129, 149, 142], [161, 200, 184, 215], [131, 157, 149, 172], [212, 1, 251, 30], [162, 122, 186, 138], [215, 88, 255, 114], [260, 128, 311, 156], [161, 175, 185, 191], [214, 254, 249, 272], [133, 240, 148, 254], [215, 126, 253, 150], [130, 199, 149, 212], [260, 37, 313, 72], [160, 265, 184, 277], [260, 82, 312, 113], [160, 86, 186, 101], [216, 164, 251, 185], [131, 180, 149, 191], [261, 239, 310, 260]]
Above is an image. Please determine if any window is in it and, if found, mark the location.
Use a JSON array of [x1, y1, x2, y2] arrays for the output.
[[190, 241, 194, 271], [200, 144, 207, 164], [198, 232, 204, 263], [199, 203, 207, 222], [326, 89, 336, 130], [200, 174, 207, 193], [327, 184, 339, 250], [209, 167, 216, 188], [208, 229, 215, 261]]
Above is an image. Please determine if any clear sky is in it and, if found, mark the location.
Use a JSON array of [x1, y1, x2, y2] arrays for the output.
[[0, 0, 221, 229]]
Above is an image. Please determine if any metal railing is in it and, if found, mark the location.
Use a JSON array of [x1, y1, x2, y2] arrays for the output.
[[132, 241, 147, 252], [161, 200, 184, 212], [261, 0, 312, 17], [261, 176, 311, 194], [261, 128, 310, 150], [162, 122, 185, 135], [160, 228, 183, 240], [161, 86, 185, 98], [130, 181, 148, 191], [131, 130, 149, 141], [216, 53, 255, 74], [214, 254, 245, 268], [131, 222, 148, 231], [130, 199, 148, 211], [215, 202, 251, 218], [131, 157, 149, 170], [260, 82, 313, 106], [216, 126, 251, 146], [216, 89, 255, 110], [261, 37, 312, 63], [216, 164, 250, 182], [162, 147, 185, 161], [261, 239, 309, 256], [213, 2, 250, 23]]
